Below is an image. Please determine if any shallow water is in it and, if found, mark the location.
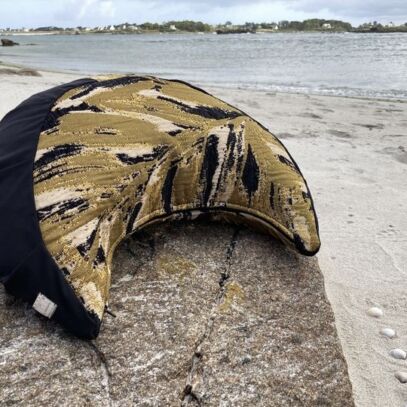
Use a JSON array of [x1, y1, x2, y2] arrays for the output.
[[1, 32, 407, 99]]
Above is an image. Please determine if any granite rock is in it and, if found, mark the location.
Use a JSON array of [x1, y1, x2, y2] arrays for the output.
[[0, 221, 354, 406], [1, 39, 19, 46]]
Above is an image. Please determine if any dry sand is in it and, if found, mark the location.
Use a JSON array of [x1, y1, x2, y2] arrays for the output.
[[1, 63, 407, 406]]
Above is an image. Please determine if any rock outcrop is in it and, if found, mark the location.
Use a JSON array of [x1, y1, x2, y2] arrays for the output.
[[0, 67, 41, 77], [0, 221, 354, 406], [1, 39, 19, 46]]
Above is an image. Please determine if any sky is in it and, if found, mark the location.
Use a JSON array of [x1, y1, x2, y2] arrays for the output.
[[0, 0, 406, 29]]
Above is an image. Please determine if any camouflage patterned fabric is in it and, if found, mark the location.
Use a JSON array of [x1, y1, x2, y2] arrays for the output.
[[33, 75, 320, 320]]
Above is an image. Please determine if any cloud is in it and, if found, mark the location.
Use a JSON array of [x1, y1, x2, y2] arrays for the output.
[[113, 0, 407, 24], [77, 0, 96, 19], [105, 0, 336, 24], [286, 0, 407, 20], [59, 0, 116, 23], [99, 1, 115, 18]]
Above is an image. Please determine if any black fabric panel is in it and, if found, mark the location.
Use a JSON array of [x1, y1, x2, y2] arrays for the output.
[[0, 78, 101, 339], [3, 243, 100, 339]]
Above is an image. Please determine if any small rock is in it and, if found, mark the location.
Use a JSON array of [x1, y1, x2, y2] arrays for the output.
[[380, 328, 396, 339], [395, 371, 407, 383], [367, 306, 383, 318], [390, 349, 407, 360]]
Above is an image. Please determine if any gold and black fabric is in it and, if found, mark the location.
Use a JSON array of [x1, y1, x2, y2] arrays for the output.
[[0, 75, 320, 339]]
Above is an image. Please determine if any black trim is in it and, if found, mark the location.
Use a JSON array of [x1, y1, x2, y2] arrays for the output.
[[0, 78, 101, 339], [131, 205, 319, 257]]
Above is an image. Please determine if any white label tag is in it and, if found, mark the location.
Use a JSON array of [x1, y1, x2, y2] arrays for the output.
[[33, 293, 57, 318]]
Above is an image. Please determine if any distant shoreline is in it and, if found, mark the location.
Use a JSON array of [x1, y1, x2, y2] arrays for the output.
[[2, 17, 407, 35], [2, 29, 407, 36]]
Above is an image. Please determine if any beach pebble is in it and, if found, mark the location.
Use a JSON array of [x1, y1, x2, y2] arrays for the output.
[[380, 328, 396, 338], [395, 371, 407, 383], [390, 349, 407, 360], [367, 306, 383, 318]]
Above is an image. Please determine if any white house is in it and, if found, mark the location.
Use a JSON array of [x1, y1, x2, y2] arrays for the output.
[[109, 25, 116, 31], [169, 25, 177, 31], [322, 23, 332, 29]]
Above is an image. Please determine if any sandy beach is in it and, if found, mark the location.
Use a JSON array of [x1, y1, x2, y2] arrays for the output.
[[1, 63, 406, 406]]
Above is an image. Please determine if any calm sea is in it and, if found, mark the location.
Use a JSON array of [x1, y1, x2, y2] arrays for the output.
[[1, 32, 407, 99]]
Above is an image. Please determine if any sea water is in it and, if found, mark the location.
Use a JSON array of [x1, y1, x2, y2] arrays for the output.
[[1, 32, 406, 99]]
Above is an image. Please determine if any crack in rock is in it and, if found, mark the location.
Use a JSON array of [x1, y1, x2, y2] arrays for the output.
[[219, 227, 240, 288], [125, 231, 156, 277], [89, 341, 112, 406], [181, 227, 241, 406]]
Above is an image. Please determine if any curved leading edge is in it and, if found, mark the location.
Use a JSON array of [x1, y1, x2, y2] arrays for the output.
[[32, 75, 321, 337], [0, 78, 102, 339]]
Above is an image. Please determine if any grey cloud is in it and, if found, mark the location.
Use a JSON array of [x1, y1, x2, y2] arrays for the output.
[[287, 0, 407, 19], [123, 0, 407, 22]]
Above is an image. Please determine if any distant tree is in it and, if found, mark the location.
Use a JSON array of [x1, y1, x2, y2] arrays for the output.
[[289, 21, 304, 30], [139, 22, 161, 31], [243, 22, 258, 30], [325, 19, 352, 31], [34, 26, 64, 31], [165, 20, 211, 32], [303, 19, 322, 30], [260, 22, 277, 29]]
